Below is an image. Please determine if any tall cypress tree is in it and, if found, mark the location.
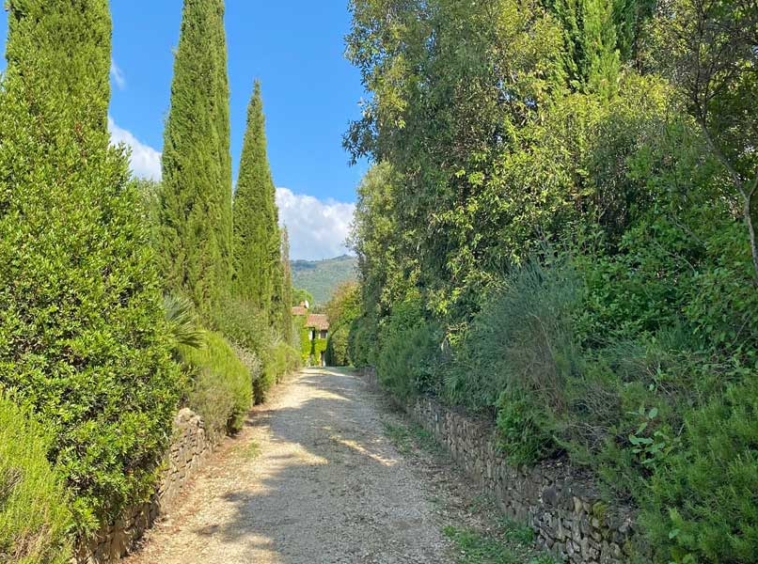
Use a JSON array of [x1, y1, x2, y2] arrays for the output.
[[161, 0, 233, 316], [6, 0, 111, 134], [0, 0, 179, 530], [546, 0, 621, 95], [233, 81, 280, 320], [278, 227, 294, 344]]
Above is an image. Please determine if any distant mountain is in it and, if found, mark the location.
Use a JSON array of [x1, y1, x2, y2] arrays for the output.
[[291, 255, 358, 306]]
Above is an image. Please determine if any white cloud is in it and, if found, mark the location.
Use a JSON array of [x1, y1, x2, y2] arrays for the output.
[[110, 59, 126, 90], [276, 188, 355, 261], [108, 117, 162, 181]]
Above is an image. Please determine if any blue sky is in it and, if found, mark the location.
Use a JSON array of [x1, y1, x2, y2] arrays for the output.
[[0, 2, 367, 260]]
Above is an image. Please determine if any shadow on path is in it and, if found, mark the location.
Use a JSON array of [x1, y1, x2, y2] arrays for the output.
[[126, 368, 454, 564]]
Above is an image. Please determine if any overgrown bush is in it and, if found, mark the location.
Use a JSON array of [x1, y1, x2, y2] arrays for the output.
[[348, 315, 379, 369], [326, 328, 350, 367], [495, 389, 559, 466], [376, 299, 442, 400], [325, 281, 362, 366], [179, 332, 252, 436], [345, 0, 758, 559], [640, 379, 758, 563], [0, 397, 72, 564], [445, 259, 583, 403]]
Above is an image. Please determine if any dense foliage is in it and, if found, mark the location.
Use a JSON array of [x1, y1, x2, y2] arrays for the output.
[[0, 0, 181, 535], [346, 0, 758, 561], [160, 0, 233, 318], [0, 397, 72, 564], [233, 82, 281, 321], [214, 298, 299, 405], [179, 332, 253, 437], [325, 281, 361, 366]]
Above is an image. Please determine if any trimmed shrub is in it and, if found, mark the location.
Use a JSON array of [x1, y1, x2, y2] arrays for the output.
[[0, 1, 181, 534], [179, 332, 252, 436], [214, 298, 270, 354], [0, 397, 72, 564], [256, 341, 300, 404]]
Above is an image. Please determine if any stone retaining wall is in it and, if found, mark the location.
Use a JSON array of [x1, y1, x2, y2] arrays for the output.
[[364, 370, 641, 563], [77, 408, 213, 563]]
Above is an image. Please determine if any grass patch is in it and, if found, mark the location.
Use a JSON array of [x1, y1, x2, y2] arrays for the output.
[[443, 520, 557, 564], [382, 420, 445, 456], [246, 440, 262, 460]]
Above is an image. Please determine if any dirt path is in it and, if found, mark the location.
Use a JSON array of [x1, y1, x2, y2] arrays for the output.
[[125, 368, 458, 564]]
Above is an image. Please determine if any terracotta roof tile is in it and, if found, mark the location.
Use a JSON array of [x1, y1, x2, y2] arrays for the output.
[[291, 306, 309, 317], [306, 314, 329, 331]]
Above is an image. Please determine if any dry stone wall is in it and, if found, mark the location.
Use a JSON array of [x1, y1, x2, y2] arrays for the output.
[[76, 408, 213, 563], [363, 370, 642, 564]]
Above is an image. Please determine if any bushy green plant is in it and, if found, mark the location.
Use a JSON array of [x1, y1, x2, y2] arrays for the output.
[[179, 332, 252, 436], [376, 299, 442, 400], [325, 281, 362, 366], [214, 298, 270, 353], [444, 259, 584, 412], [164, 295, 206, 351], [348, 315, 380, 369], [639, 378, 758, 563], [214, 297, 299, 404], [496, 389, 558, 466], [0, 397, 72, 564], [256, 341, 300, 404]]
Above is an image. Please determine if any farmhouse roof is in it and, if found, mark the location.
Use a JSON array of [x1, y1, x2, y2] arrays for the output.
[[306, 314, 329, 331], [291, 305, 308, 317]]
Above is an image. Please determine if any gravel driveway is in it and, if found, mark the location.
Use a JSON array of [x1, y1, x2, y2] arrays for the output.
[[125, 368, 457, 564]]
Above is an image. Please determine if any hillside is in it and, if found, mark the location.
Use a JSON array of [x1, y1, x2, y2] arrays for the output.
[[291, 255, 358, 305]]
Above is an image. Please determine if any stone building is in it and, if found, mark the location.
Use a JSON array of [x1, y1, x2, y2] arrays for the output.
[[291, 302, 330, 367]]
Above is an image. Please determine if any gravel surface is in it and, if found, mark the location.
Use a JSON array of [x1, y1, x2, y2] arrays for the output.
[[124, 368, 459, 564]]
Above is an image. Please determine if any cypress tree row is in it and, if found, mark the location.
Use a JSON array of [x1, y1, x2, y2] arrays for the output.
[[233, 81, 281, 321], [161, 0, 233, 317], [212, 0, 234, 304], [0, 0, 179, 532], [276, 227, 294, 344]]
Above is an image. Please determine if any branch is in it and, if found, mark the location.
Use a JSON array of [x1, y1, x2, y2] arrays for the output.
[[699, 121, 747, 198], [748, 170, 758, 201]]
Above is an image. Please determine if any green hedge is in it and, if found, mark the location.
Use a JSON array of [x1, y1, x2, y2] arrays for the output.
[[0, 397, 72, 564], [214, 297, 301, 404], [0, 59, 181, 534], [256, 341, 301, 404], [179, 332, 252, 436]]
